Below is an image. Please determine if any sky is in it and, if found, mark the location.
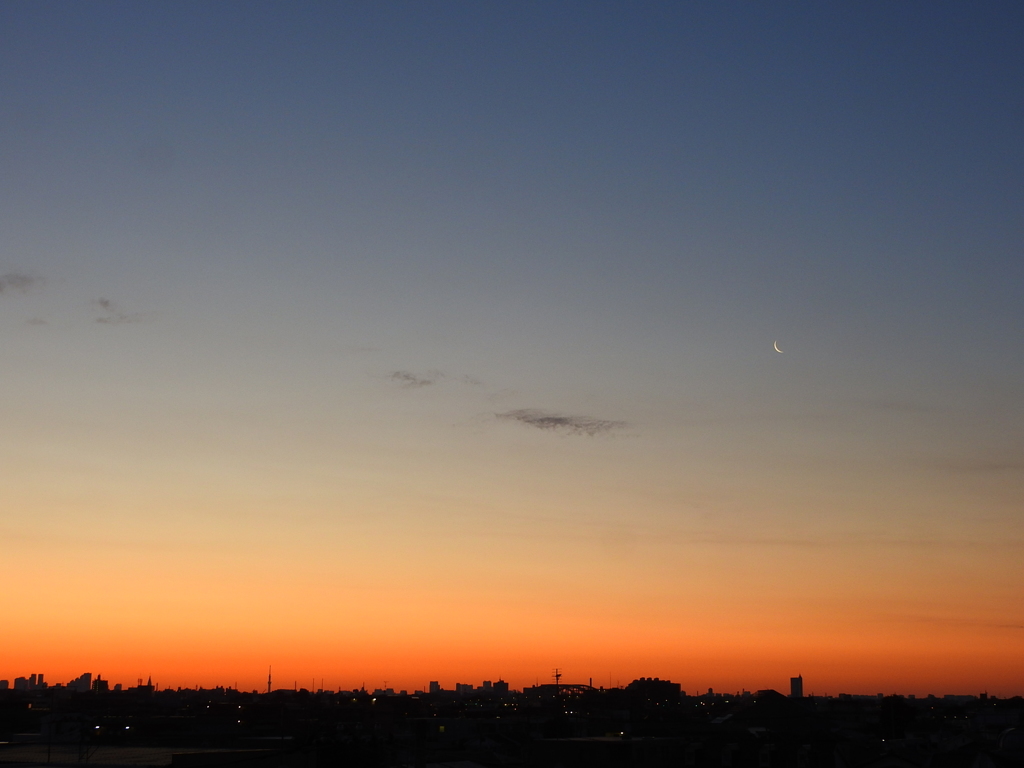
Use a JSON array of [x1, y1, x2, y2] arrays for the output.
[[1, 1, 1023, 696]]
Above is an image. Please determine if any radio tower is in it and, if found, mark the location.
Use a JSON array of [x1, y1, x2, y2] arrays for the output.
[[267, 666, 272, 694], [553, 668, 562, 693]]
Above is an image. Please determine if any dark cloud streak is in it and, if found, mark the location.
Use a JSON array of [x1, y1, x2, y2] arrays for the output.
[[94, 298, 145, 324], [0, 273, 44, 294], [497, 408, 625, 437], [388, 370, 439, 389]]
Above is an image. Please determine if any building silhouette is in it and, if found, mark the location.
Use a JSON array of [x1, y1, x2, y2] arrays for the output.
[[790, 675, 803, 698]]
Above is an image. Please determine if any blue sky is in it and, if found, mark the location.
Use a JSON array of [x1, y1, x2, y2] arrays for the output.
[[2, 1, 1023, 692]]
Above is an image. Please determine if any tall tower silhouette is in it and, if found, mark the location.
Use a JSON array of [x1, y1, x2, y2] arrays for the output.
[[267, 666, 272, 694], [790, 675, 803, 698]]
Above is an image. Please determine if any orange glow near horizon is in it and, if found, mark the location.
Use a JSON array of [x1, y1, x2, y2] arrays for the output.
[[4, 624, 1022, 697], [4, 532, 1022, 696]]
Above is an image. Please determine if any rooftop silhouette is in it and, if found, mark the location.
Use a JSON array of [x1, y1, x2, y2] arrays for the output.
[[2, 673, 1022, 768]]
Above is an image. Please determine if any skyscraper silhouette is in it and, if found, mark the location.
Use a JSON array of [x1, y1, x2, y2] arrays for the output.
[[790, 675, 803, 698]]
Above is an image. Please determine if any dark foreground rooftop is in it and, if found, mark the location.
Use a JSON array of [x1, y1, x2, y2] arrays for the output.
[[1, 685, 1022, 768]]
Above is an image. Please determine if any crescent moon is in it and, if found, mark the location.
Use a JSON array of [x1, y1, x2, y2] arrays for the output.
[[773, 341, 783, 353]]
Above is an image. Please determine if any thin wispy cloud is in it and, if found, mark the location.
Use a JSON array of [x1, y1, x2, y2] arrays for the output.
[[388, 370, 440, 389], [937, 458, 1024, 473], [851, 398, 939, 414], [94, 298, 145, 325], [497, 408, 625, 437], [897, 614, 1024, 631], [677, 531, 1024, 551], [0, 272, 44, 294]]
